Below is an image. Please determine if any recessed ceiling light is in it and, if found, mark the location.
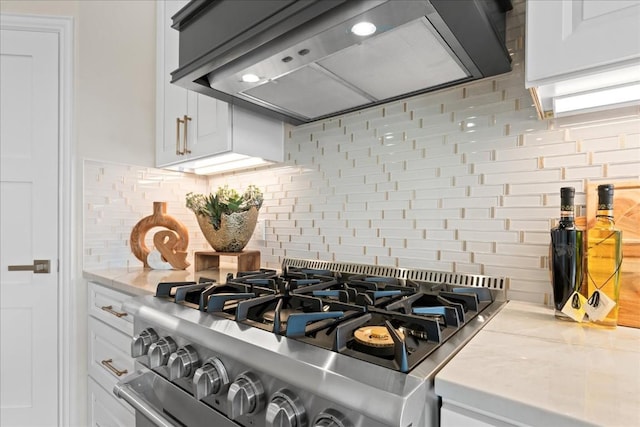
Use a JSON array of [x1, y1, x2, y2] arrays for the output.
[[241, 73, 260, 83], [351, 21, 376, 36]]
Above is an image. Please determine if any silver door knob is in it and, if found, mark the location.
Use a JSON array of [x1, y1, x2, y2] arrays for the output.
[[266, 389, 307, 427], [168, 345, 199, 380], [147, 337, 176, 368], [227, 372, 264, 420], [131, 328, 159, 357], [192, 357, 229, 400]]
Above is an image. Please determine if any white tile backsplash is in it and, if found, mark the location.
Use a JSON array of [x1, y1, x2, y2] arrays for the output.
[[83, 0, 639, 305], [608, 162, 640, 176], [83, 160, 212, 270]]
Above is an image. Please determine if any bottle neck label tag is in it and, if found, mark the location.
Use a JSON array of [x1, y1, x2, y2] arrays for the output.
[[585, 290, 616, 321], [560, 291, 587, 322]]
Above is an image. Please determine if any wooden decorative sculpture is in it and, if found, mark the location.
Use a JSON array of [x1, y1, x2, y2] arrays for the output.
[[129, 202, 190, 269], [153, 230, 190, 269]]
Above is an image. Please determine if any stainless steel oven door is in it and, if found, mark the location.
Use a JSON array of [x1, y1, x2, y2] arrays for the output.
[[113, 368, 239, 427]]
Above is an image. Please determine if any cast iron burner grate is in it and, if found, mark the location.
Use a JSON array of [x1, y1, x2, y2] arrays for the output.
[[294, 308, 443, 372], [234, 280, 366, 336], [151, 259, 505, 374], [155, 280, 216, 307]]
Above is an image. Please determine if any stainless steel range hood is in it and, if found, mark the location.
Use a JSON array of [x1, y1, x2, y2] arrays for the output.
[[171, 0, 513, 126]]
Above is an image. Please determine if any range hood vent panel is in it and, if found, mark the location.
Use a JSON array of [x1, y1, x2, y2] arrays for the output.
[[171, 0, 513, 125], [243, 66, 372, 120], [317, 18, 470, 101]]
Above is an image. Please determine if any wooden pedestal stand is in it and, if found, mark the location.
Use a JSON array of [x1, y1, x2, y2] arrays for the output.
[[194, 250, 261, 273]]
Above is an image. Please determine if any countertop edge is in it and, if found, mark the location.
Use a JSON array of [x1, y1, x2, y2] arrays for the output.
[[435, 301, 640, 427], [82, 266, 238, 296], [434, 344, 600, 427]]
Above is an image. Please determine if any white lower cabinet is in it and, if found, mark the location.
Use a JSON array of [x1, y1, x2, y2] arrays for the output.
[[88, 377, 134, 427], [87, 282, 136, 427], [441, 401, 516, 427]]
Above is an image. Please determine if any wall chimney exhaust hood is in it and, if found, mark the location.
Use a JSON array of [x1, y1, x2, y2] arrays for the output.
[[170, 0, 513, 126]]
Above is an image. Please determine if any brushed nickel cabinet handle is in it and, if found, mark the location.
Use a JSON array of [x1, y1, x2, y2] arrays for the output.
[[176, 117, 184, 155], [101, 359, 128, 377], [183, 115, 192, 154], [101, 305, 128, 318]]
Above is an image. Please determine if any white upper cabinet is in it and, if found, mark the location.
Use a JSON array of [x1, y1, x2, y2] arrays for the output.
[[156, 0, 284, 173], [525, 0, 640, 118], [156, 0, 229, 166]]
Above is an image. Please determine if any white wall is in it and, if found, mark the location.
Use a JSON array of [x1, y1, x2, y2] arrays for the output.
[[1, 2, 156, 426], [76, 0, 156, 164], [0, 0, 156, 165]]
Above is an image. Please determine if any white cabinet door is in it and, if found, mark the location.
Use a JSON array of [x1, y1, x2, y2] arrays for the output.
[[156, 0, 230, 167], [526, 0, 640, 116], [526, 0, 640, 83], [187, 89, 230, 159], [441, 401, 517, 427], [88, 282, 133, 335], [88, 377, 134, 427], [88, 317, 135, 395]]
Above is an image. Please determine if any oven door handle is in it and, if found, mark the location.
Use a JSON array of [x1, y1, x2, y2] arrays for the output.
[[113, 371, 180, 427]]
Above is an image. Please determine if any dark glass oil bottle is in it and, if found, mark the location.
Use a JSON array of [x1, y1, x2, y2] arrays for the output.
[[550, 187, 584, 320]]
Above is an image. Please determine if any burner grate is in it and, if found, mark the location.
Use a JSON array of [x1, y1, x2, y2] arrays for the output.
[[282, 258, 507, 297]]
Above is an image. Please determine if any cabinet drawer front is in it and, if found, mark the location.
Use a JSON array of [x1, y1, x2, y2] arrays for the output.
[[88, 377, 134, 427], [88, 317, 135, 393], [441, 401, 516, 427], [88, 281, 133, 335]]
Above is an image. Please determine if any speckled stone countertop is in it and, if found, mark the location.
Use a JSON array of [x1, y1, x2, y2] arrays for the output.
[[435, 300, 640, 427], [83, 266, 241, 296]]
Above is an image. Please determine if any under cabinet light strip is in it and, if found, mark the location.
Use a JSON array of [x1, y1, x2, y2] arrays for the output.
[[194, 157, 271, 175], [554, 82, 640, 116]]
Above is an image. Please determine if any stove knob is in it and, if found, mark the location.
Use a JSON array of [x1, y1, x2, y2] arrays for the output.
[[147, 336, 177, 368], [193, 357, 229, 400], [313, 409, 351, 427], [131, 328, 159, 357], [266, 389, 307, 427], [227, 372, 265, 420], [167, 345, 199, 380]]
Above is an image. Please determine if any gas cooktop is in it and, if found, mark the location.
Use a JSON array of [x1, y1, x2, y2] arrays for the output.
[[155, 265, 496, 373], [115, 258, 507, 427]]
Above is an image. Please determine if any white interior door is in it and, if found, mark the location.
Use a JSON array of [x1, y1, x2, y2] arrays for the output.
[[1, 27, 60, 426]]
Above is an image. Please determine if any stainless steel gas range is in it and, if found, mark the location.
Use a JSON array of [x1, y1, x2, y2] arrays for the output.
[[114, 258, 507, 427]]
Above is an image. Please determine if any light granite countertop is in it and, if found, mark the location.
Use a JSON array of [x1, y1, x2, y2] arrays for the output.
[[435, 300, 640, 427], [83, 266, 241, 296]]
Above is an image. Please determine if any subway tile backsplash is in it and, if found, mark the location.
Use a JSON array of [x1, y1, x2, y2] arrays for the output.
[[84, 0, 639, 304], [83, 160, 212, 270]]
